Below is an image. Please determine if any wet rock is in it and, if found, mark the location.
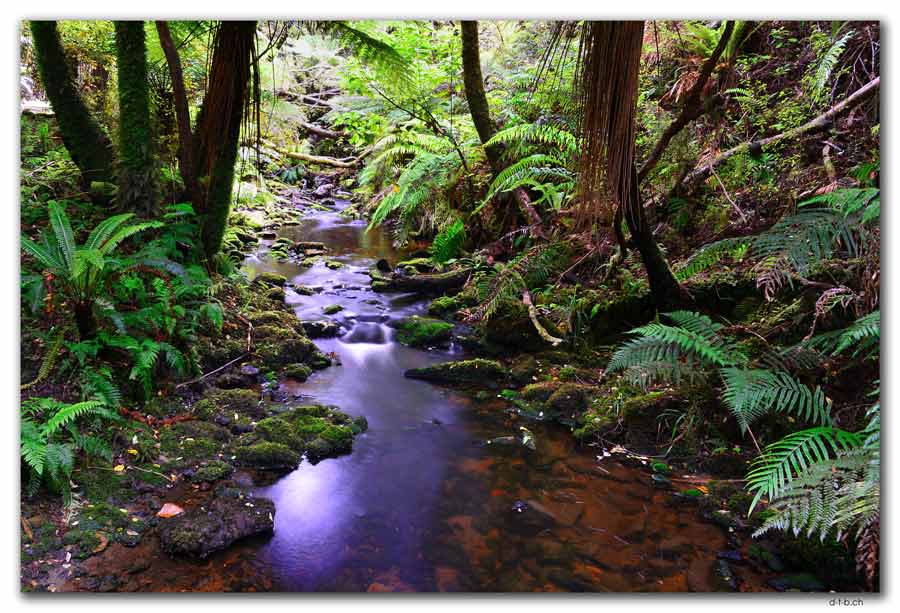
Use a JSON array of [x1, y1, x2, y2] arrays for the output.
[[325, 260, 344, 270], [234, 442, 300, 470], [510, 355, 540, 385], [393, 316, 453, 348], [258, 230, 277, 240], [282, 363, 312, 382], [192, 389, 264, 420], [427, 294, 461, 317], [342, 322, 387, 344], [508, 499, 557, 535], [313, 183, 335, 197], [240, 364, 260, 377], [404, 359, 506, 387], [190, 460, 235, 483], [215, 372, 254, 389], [301, 319, 341, 338], [767, 573, 825, 592], [158, 493, 275, 558], [252, 272, 287, 288], [712, 559, 739, 591], [323, 304, 343, 315], [546, 383, 590, 414]]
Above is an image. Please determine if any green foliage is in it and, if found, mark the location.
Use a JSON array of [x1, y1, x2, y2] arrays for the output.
[[430, 219, 466, 263], [721, 368, 832, 433], [809, 28, 854, 105], [21, 397, 117, 501], [473, 243, 566, 321]]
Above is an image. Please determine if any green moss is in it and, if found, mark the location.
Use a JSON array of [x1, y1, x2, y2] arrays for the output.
[[323, 304, 343, 315], [395, 316, 454, 347], [159, 421, 230, 463], [427, 295, 461, 317], [291, 415, 329, 440], [255, 416, 304, 450], [252, 272, 287, 288], [325, 260, 344, 270], [72, 463, 128, 502], [266, 287, 286, 302], [192, 388, 262, 419], [62, 529, 103, 559], [520, 381, 561, 402], [405, 358, 505, 386], [191, 460, 235, 483], [234, 442, 300, 470], [282, 363, 312, 381], [558, 365, 577, 382]]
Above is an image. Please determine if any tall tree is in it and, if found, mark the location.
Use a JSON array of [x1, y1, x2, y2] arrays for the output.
[[114, 21, 158, 216], [460, 21, 545, 234], [576, 21, 687, 310], [155, 21, 198, 206], [191, 21, 258, 262], [28, 21, 115, 188]]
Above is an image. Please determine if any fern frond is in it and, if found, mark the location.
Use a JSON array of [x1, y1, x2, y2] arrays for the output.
[[720, 368, 832, 432]]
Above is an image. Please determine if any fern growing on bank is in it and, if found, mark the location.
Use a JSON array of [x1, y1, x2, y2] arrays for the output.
[[21, 397, 118, 501]]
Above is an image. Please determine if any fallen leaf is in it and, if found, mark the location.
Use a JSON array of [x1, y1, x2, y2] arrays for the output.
[[92, 532, 108, 553], [113, 464, 125, 472], [127, 448, 138, 456], [156, 503, 185, 518]]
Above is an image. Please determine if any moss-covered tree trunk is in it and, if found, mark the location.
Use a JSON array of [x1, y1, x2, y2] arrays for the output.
[[114, 21, 158, 216], [191, 21, 257, 262], [29, 21, 115, 188]]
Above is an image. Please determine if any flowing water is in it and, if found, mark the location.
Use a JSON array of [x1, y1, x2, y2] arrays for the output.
[[71, 200, 770, 592]]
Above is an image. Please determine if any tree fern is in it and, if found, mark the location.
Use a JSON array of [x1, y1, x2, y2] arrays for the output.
[[485, 123, 578, 158]]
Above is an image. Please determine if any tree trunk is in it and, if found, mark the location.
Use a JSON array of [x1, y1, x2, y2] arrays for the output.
[[622, 164, 688, 311], [29, 21, 115, 189], [114, 21, 158, 216], [191, 21, 257, 262], [460, 21, 544, 235], [155, 21, 197, 206], [74, 300, 97, 340]]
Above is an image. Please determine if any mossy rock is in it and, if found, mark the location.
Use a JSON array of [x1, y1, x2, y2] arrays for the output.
[[394, 316, 454, 347], [307, 351, 332, 370], [427, 294, 461, 317], [62, 529, 104, 559], [323, 304, 343, 315], [510, 355, 540, 385], [191, 460, 235, 483], [325, 260, 344, 270], [159, 423, 225, 463], [234, 442, 300, 470], [254, 416, 305, 450], [72, 463, 129, 502], [405, 359, 505, 387], [249, 310, 304, 333], [282, 363, 312, 382], [546, 383, 590, 414], [265, 287, 286, 302], [193, 389, 264, 420], [520, 381, 561, 402], [253, 329, 317, 369], [252, 272, 287, 288]]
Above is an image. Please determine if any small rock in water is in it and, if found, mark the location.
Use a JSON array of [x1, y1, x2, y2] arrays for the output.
[[323, 304, 343, 315]]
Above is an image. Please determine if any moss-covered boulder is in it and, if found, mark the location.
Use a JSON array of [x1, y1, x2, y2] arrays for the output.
[[427, 294, 461, 317], [301, 319, 341, 338], [158, 493, 275, 557], [282, 363, 312, 382], [234, 442, 300, 470], [404, 359, 505, 387], [252, 272, 287, 288], [323, 304, 343, 315], [190, 460, 235, 483], [394, 316, 454, 347], [159, 421, 232, 465], [192, 388, 264, 420], [235, 405, 368, 466], [253, 324, 318, 368], [546, 383, 590, 414]]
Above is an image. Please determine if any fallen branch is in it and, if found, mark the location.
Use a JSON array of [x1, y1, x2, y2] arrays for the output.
[[674, 76, 880, 197], [522, 290, 563, 346], [299, 120, 344, 140], [174, 353, 249, 389], [271, 145, 358, 168]]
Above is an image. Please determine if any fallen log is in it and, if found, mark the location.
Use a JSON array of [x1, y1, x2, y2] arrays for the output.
[[371, 267, 472, 294], [299, 120, 344, 140], [271, 145, 358, 168]]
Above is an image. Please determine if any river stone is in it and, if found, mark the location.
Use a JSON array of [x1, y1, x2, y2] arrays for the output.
[[342, 322, 387, 344], [404, 359, 505, 387], [158, 494, 275, 557], [302, 319, 341, 338]]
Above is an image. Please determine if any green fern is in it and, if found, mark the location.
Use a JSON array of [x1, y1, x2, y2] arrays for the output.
[[720, 368, 832, 433], [430, 219, 466, 263], [811, 30, 854, 103]]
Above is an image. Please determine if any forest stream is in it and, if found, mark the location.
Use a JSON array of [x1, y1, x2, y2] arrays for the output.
[[58, 197, 776, 592]]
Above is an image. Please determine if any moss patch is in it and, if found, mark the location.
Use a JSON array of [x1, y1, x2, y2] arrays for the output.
[[234, 442, 300, 470], [394, 316, 453, 347]]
